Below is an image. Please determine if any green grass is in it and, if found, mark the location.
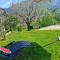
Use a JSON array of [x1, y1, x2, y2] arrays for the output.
[[0, 30, 60, 60]]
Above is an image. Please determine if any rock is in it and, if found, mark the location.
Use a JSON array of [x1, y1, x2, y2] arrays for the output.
[[58, 36, 60, 41]]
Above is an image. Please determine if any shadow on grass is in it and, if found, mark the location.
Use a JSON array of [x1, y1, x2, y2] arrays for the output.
[[43, 40, 59, 47], [16, 42, 51, 60]]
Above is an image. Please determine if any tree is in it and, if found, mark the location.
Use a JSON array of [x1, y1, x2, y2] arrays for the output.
[[0, 19, 6, 40], [11, 0, 52, 30], [40, 11, 57, 27], [54, 9, 60, 24], [4, 15, 19, 31], [0, 8, 7, 40], [12, 1, 37, 31]]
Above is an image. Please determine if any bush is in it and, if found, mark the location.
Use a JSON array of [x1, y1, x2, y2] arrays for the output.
[[40, 12, 57, 27], [31, 20, 40, 29], [17, 26, 23, 31]]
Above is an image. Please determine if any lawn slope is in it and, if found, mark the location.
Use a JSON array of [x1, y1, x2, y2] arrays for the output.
[[0, 30, 60, 60]]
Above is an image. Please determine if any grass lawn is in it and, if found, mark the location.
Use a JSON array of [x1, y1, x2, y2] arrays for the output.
[[0, 30, 60, 60]]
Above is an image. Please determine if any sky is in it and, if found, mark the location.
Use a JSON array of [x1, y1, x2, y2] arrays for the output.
[[0, 0, 60, 8], [0, 0, 26, 8], [52, 0, 60, 8]]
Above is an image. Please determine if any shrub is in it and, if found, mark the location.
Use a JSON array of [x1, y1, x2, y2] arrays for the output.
[[40, 12, 57, 27]]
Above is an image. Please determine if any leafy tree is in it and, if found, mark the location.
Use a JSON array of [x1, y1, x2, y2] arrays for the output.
[[12, 2, 36, 31], [40, 11, 57, 27], [4, 15, 19, 31], [11, 0, 48, 31], [0, 8, 7, 40], [0, 19, 6, 40], [54, 9, 60, 24], [11, 0, 53, 30]]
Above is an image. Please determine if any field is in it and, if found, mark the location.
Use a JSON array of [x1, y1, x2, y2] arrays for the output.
[[0, 30, 60, 60]]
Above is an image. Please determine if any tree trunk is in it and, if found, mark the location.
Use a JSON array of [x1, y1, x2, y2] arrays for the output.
[[1, 34, 6, 40], [27, 25, 30, 31], [26, 22, 31, 31]]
